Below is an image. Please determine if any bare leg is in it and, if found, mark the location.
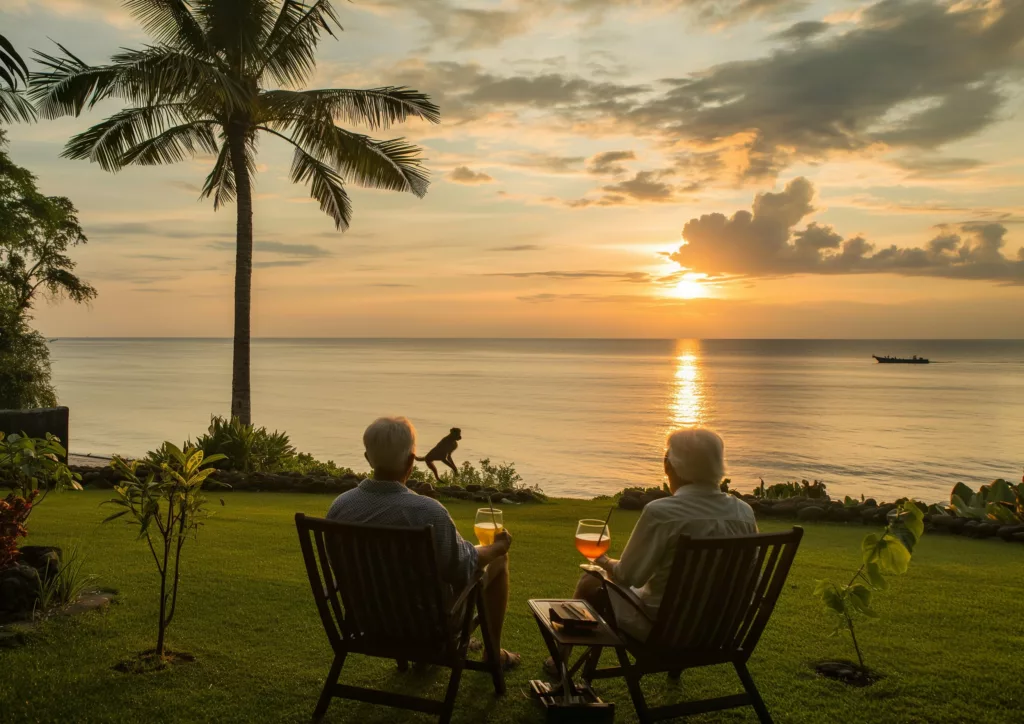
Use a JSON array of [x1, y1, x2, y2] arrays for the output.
[[425, 459, 441, 483], [443, 456, 459, 476]]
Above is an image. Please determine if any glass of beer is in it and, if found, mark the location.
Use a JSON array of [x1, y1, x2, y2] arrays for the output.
[[575, 519, 611, 561], [474, 508, 503, 545]]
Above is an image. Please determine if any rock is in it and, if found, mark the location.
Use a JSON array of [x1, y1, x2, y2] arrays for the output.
[[877, 504, 897, 517], [514, 490, 537, 503], [972, 522, 1000, 539], [827, 507, 858, 523], [862, 499, 878, 508], [0, 565, 40, 618], [1012, 532, 1024, 544], [773, 501, 798, 516], [797, 506, 827, 522], [997, 525, 1024, 542], [618, 495, 644, 511], [481, 487, 500, 496], [465, 485, 482, 493], [860, 509, 880, 522], [18, 547, 61, 581]]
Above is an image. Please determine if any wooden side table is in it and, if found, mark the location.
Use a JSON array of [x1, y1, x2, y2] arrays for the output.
[[527, 599, 622, 720]]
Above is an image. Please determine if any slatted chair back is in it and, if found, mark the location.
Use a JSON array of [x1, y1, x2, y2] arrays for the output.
[[646, 527, 803, 663], [296, 515, 452, 655]]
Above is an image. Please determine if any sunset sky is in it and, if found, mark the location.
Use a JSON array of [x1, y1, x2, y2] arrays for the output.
[[4, 0, 1023, 338]]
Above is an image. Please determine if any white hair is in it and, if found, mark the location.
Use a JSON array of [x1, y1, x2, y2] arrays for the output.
[[666, 428, 725, 487], [363, 417, 416, 472]]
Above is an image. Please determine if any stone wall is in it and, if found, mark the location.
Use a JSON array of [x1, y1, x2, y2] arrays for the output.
[[0, 407, 69, 459]]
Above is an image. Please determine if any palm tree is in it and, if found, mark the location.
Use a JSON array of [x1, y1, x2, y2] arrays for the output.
[[0, 34, 35, 123], [29, 1, 440, 424]]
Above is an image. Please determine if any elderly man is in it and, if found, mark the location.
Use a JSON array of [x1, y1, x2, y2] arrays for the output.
[[575, 428, 757, 642], [327, 417, 520, 669]]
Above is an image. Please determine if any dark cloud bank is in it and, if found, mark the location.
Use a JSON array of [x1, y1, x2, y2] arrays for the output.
[[673, 178, 1024, 283]]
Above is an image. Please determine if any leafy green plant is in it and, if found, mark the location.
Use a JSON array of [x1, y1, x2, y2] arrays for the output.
[[0, 432, 81, 518], [814, 501, 924, 672], [949, 478, 1024, 524], [193, 416, 296, 474], [34, 544, 96, 615], [428, 458, 541, 495], [754, 479, 828, 500], [279, 452, 356, 478], [104, 443, 225, 660]]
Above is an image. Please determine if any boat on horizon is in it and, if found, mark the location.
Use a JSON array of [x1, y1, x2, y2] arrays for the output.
[[873, 355, 930, 364]]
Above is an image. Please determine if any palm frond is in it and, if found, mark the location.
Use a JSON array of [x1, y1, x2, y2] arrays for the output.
[[271, 118, 430, 197], [199, 142, 236, 209], [121, 121, 218, 165], [288, 144, 351, 230], [260, 0, 341, 87], [260, 87, 440, 130], [31, 43, 249, 120], [0, 34, 30, 88], [194, 0, 278, 73], [124, 0, 208, 54], [63, 103, 205, 170], [0, 90, 36, 124]]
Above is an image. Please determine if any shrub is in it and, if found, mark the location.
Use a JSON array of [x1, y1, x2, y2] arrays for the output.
[[0, 491, 34, 567], [948, 478, 1024, 524], [754, 478, 828, 500], [104, 443, 225, 659], [193, 416, 296, 474], [428, 458, 541, 495]]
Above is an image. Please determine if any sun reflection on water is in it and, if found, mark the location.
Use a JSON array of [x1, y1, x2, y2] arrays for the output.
[[670, 340, 705, 428]]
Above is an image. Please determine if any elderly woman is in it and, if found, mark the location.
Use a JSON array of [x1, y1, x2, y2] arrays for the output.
[[574, 428, 758, 641]]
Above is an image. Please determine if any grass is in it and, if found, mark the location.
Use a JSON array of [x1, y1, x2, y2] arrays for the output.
[[2, 492, 1023, 723]]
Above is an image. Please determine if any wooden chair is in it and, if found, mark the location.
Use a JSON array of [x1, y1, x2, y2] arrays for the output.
[[295, 513, 505, 723], [582, 527, 803, 724]]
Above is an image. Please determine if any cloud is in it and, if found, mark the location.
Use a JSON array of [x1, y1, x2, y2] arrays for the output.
[[209, 240, 332, 258], [772, 20, 830, 42], [564, 169, 700, 207], [447, 166, 495, 184], [490, 244, 544, 252], [671, 177, 1024, 283], [387, 59, 649, 125], [587, 150, 636, 176], [87, 222, 231, 240], [891, 155, 987, 178], [490, 270, 653, 282], [627, 0, 1024, 179], [508, 153, 586, 174], [368, 0, 804, 49]]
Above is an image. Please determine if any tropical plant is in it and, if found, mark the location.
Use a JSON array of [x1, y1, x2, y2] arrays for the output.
[[30, 0, 442, 425], [949, 478, 1024, 524], [0, 307, 57, 409], [0, 34, 34, 124], [0, 491, 34, 567], [428, 458, 539, 495], [814, 501, 924, 673], [104, 442, 226, 659], [0, 432, 81, 515], [754, 478, 828, 500], [193, 415, 296, 473], [34, 544, 97, 615]]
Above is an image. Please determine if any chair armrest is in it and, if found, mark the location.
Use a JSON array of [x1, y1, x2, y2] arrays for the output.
[[582, 568, 655, 626], [447, 569, 484, 617]]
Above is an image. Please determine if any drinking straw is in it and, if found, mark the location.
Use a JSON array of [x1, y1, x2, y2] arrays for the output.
[[487, 495, 499, 530], [596, 505, 614, 547]]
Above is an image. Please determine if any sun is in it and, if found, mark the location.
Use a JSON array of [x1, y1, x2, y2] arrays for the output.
[[668, 272, 710, 299]]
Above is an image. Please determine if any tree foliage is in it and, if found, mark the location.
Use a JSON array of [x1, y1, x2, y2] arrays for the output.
[[0, 131, 96, 408], [104, 443, 226, 659]]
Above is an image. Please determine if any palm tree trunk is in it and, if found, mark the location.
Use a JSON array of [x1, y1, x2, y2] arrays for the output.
[[227, 129, 253, 425]]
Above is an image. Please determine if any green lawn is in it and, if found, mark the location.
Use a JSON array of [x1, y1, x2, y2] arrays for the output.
[[2, 492, 1023, 723]]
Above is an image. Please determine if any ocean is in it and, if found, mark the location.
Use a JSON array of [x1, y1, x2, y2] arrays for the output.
[[49, 338, 1023, 501]]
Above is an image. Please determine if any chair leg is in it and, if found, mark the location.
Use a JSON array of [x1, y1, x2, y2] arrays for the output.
[[312, 653, 345, 722], [439, 660, 466, 724], [396, 659, 409, 672], [616, 647, 651, 724], [735, 661, 773, 724], [475, 589, 506, 695], [582, 647, 601, 683], [667, 668, 682, 683]]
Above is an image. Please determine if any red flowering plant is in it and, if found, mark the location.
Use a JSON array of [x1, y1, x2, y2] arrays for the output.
[[0, 433, 81, 564], [0, 490, 37, 568]]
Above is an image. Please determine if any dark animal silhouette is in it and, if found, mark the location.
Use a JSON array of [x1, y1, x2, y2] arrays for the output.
[[416, 428, 461, 482]]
